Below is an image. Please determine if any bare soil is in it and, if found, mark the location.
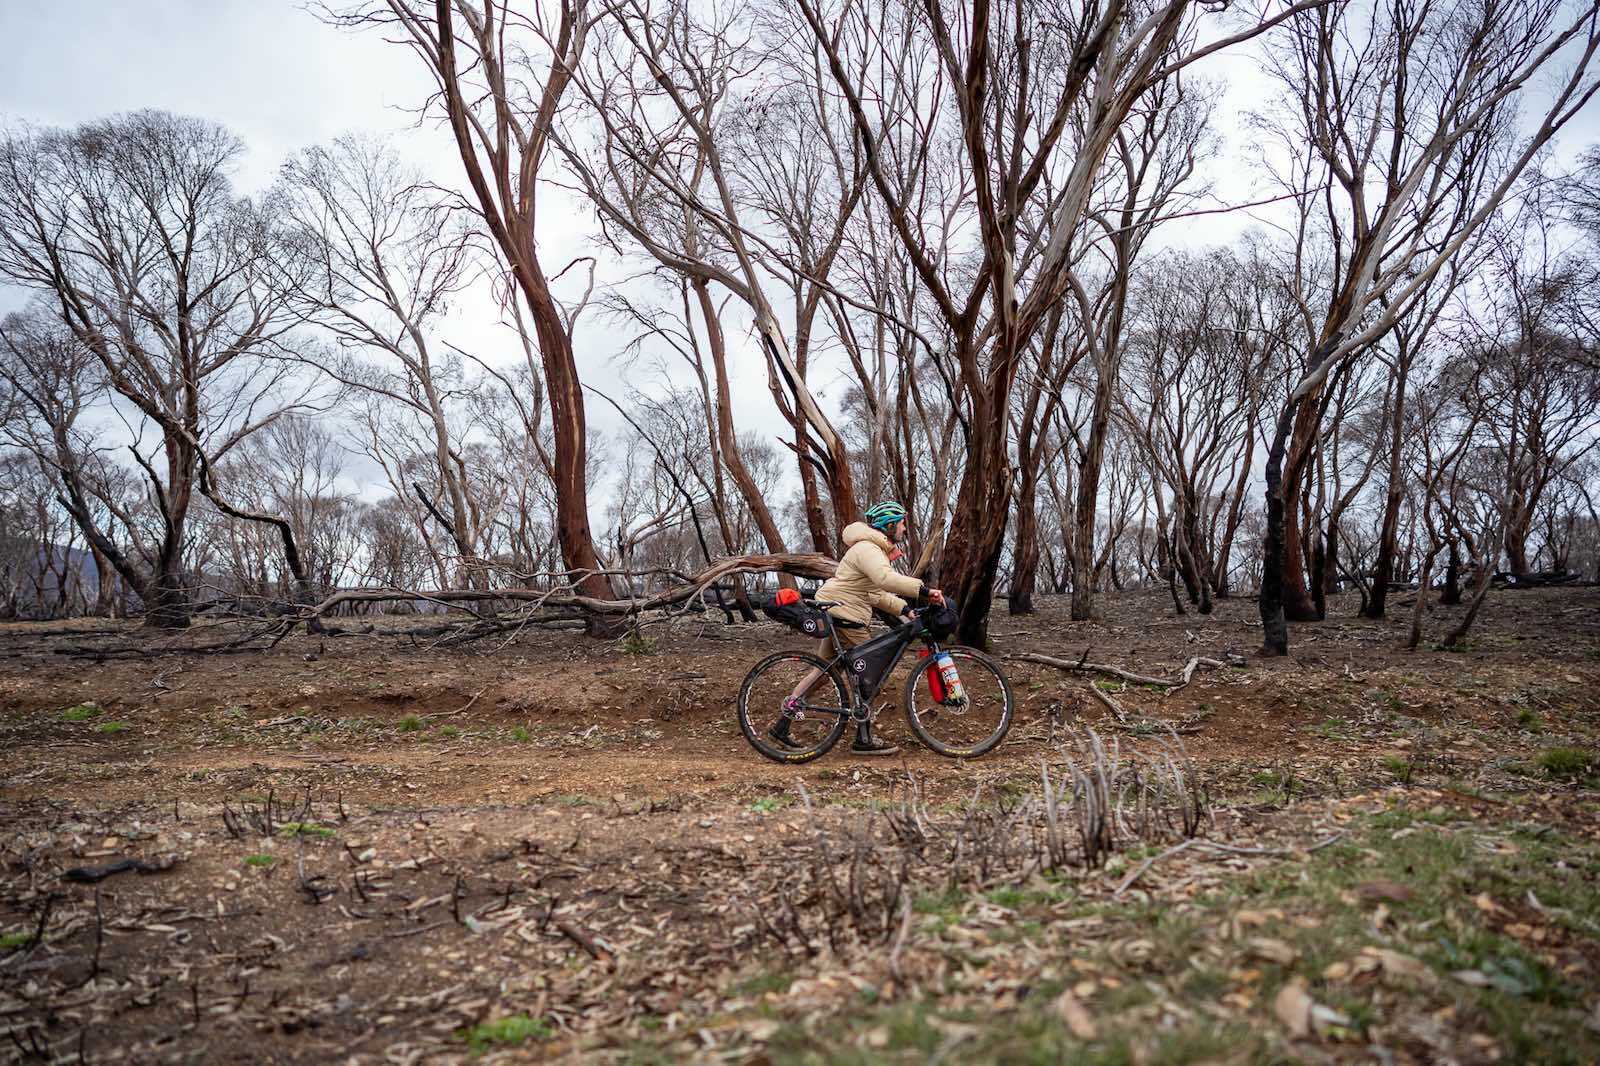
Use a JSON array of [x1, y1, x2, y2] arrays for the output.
[[1, 589, 1596, 1063]]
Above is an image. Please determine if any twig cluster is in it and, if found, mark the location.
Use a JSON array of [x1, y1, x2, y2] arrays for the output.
[[753, 729, 1211, 958]]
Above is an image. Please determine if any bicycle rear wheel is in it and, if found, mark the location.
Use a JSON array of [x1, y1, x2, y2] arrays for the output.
[[738, 651, 851, 763], [903, 647, 1014, 758]]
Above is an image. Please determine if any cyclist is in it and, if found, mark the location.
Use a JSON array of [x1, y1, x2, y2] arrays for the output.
[[770, 501, 946, 756]]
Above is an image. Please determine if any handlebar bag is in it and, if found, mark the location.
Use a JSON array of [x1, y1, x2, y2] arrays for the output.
[[923, 599, 961, 641]]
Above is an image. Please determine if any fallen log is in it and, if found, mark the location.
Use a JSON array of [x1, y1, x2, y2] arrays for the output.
[[1011, 651, 1239, 736], [299, 553, 839, 621], [1009, 651, 1234, 690]]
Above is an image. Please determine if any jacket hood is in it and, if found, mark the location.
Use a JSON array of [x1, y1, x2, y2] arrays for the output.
[[841, 521, 892, 551]]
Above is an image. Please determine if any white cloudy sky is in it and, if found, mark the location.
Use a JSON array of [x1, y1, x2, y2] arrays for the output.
[[4, 1, 1598, 504]]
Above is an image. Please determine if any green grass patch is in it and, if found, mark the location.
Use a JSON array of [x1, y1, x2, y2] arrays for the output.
[[61, 702, 101, 721], [984, 885, 1029, 909], [511, 725, 533, 743], [243, 854, 276, 867], [276, 822, 335, 839], [1249, 765, 1298, 805], [397, 714, 424, 733], [438, 725, 460, 739], [733, 970, 794, 998], [459, 1014, 552, 1054], [749, 796, 789, 814], [95, 721, 131, 734], [1383, 754, 1415, 784], [746, 800, 1600, 1066], [1315, 715, 1351, 740], [0, 931, 32, 951]]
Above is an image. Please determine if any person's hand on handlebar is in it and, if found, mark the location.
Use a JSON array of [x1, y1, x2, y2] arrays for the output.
[[926, 587, 946, 606]]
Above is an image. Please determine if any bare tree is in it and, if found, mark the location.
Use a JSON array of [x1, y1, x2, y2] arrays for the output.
[[1461, 217, 1600, 577], [1121, 248, 1276, 614], [1252, 0, 1600, 655], [795, 0, 1321, 645], [0, 112, 314, 626], [276, 136, 506, 590], [1065, 76, 1215, 620], [343, 0, 617, 614], [559, 0, 862, 543]]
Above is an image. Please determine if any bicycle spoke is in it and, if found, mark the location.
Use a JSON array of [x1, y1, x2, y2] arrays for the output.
[[738, 652, 849, 761], [903, 648, 1013, 757]]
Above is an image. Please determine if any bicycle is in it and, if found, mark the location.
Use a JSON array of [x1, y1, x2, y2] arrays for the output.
[[737, 600, 1015, 763]]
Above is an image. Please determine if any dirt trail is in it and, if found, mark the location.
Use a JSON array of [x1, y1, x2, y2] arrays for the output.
[[4, 588, 1596, 812]]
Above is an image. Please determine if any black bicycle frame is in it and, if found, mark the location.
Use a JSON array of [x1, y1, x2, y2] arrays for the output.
[[806, 612, 938, 719]]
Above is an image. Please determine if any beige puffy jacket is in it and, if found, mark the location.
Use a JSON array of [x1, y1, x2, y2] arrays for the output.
[[815, 522, 925, 626]]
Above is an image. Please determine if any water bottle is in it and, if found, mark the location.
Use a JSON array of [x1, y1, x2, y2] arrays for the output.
[[933, 651, 966, 705]]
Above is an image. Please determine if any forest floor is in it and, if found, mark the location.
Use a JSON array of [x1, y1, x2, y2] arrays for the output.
[[1, 588, 1597, 1064]]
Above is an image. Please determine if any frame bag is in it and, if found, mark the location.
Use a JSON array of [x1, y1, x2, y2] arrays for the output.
[[845, 629, 906, 700]]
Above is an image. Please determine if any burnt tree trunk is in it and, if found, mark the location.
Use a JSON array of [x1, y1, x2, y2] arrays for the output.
[[431, 0, 615, 633], [940, 380, 1014, 649], [1070, 367, 1117, 621], [1007, 460, 1042, 615], [694, 281, 794, 578], [1440, 538, 1463, 605], [1259, 375, 1313, 656], [1366, 356, 1409, 619]]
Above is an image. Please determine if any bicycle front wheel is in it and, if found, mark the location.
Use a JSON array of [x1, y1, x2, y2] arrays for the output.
[[738, 651, 851, 764], [903, 647, 1014, 758]]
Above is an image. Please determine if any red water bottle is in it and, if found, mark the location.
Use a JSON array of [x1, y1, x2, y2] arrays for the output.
[[917, 649, 948, 702]]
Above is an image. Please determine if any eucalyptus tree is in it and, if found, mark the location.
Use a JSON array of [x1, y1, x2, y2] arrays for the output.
[[348, 0, 617, 611], [1251, 0, 1600, 655], [793, 0, 1324, 644], [558, 0, 863, 546]]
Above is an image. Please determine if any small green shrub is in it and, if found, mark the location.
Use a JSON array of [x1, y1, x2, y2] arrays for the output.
[[1516, 707, 1543, 732], [95, 721, 130, 734], [1316, 716, 1351, 740], [0, 931, 31, 950], [439, 725, 460, 739], [244, 854, 276, 867], [1383, 755, 1415, 784], [460, 1014, 552, 1053], [1538, 747, 1593, 780], [749, 796, 785, 814], [397, 714, 424, 733], [61, 703, 101, 721], [985, 886, 1028, 908], [511, 725, 532, 743], [620, 628, 657, 655]]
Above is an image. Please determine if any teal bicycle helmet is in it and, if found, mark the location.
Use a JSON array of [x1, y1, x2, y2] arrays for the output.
[[864, 500, 908, 532]]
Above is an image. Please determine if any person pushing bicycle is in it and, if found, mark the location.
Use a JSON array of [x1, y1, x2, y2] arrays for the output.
[[771, 501, 946, 756]]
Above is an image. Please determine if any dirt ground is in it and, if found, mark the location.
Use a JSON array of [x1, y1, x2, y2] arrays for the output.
[[1, 589, 1597, 1063]]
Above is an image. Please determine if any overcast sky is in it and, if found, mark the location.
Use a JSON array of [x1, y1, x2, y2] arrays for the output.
[[4, 1, 1598, 504]]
